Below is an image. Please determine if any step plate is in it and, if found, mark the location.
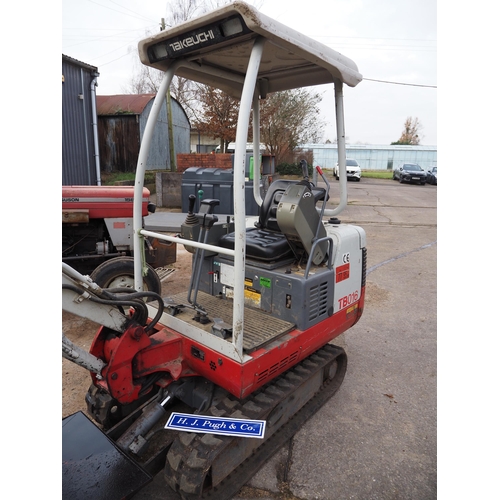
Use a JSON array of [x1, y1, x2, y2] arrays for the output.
[[169, 291, 295, 352]]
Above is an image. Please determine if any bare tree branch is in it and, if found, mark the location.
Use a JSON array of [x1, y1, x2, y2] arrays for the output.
[[260, 89, 325, 164], [391, 117, 423, 145]]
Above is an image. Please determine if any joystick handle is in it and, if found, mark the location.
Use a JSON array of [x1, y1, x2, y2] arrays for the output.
[[188, 194, 196, 214]]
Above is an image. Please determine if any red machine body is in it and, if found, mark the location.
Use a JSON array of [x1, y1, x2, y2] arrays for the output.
[[89, 287, 364, 402]]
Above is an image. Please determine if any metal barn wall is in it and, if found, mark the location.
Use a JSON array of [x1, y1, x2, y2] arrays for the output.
[[139, 98, 170, 170], [62, 56, 99, 185], [171, 101, 191, 163], [305, 144, 437, 171], [138, 97, 191, 171]]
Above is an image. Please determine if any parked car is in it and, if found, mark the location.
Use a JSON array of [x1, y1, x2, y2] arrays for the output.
[[426, 166, 437, 185], [393, 163, 427, 185], [335, 158, 361, 181]]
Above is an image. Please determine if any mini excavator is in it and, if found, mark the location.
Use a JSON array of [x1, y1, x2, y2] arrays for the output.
[[62, 3, 366, 499]]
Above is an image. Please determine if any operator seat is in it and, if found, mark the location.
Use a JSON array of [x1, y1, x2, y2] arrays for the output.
[[218, 179, 327, 263]]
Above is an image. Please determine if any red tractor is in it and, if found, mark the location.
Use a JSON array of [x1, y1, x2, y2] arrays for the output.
[[62, 185, 175, 292]]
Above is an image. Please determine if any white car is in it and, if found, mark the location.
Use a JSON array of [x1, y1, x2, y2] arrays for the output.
[[335, 158, 361, 181]]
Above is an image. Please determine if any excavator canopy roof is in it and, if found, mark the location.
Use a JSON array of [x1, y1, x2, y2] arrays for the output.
[[138, 1, 362, 99]]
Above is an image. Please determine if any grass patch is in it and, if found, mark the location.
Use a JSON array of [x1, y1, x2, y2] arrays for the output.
[[295, 169, 393, 180], [361, 170, 393, 179], [101, 171, 157, 185]]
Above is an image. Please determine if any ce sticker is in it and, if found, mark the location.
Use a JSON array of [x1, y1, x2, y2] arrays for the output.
[[342, 253, 350, 264]]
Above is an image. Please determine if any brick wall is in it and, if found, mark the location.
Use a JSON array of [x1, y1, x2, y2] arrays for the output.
[[176, 153, 233, 172]]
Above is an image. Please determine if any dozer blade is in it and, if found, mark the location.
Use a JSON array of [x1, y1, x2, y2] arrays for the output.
[[62, 411, 152, 499]]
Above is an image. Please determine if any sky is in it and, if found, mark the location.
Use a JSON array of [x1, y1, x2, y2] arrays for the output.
[[61, 0, 437, 146]]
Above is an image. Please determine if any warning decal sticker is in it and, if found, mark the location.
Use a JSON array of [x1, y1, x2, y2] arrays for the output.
[[336, 263, 350, 283]]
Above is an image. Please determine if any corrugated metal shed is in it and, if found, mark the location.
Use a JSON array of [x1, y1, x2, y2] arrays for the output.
[[97, 94, 155, 115], [97, 94, 190, 172], [62, 54, 100, 185]]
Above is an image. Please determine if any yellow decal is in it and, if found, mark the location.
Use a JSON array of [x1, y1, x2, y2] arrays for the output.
[[346, 303, 359, 318], [244, 280, 261, 307]]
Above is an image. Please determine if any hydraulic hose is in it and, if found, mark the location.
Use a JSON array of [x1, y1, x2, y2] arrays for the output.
[[103, 288, 164, 332], [62, 284, 149, 326]]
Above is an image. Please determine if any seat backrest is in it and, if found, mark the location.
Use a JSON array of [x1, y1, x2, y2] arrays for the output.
[[257, 179, 327, 233], [276, 181, 328, 264]]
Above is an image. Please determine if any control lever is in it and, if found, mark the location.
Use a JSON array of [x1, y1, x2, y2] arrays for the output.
[[198, 198, 219, 216], [187, 199, 220, 322], [188, 193, 196, 213], [183, 194, 198, 226]]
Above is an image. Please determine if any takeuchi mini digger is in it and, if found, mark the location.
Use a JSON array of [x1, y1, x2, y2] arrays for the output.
[[62, 3, 366, 499]]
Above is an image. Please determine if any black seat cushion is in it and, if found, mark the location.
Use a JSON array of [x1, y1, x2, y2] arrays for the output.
[[219, 227, 293, 262], [218, 179, 327, 262]]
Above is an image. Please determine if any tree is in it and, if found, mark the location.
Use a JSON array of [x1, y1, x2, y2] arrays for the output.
[[259, 89, 325, 165], [125, 1, 208, 122], [391, 117, 422, 145], [192, 86, 241, 152], [126, 58, 163, 94], [164, 0, 205, 26]]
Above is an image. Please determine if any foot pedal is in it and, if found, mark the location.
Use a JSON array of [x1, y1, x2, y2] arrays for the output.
[[212, 318, 232, 339], [163, 296, 185, 316]]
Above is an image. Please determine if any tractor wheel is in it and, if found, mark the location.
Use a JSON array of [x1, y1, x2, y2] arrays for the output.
[[90, 256, 162, 298]]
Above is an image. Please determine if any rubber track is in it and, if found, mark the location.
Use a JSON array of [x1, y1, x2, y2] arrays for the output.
[[164, 344, 347, 500]]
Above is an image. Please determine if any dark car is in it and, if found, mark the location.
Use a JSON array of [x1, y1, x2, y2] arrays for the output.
[[393, 163, 427, 185], [426, 166, 437, 185]]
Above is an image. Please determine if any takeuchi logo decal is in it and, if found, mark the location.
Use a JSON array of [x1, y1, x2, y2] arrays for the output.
[[169, 30, 215, 52]]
